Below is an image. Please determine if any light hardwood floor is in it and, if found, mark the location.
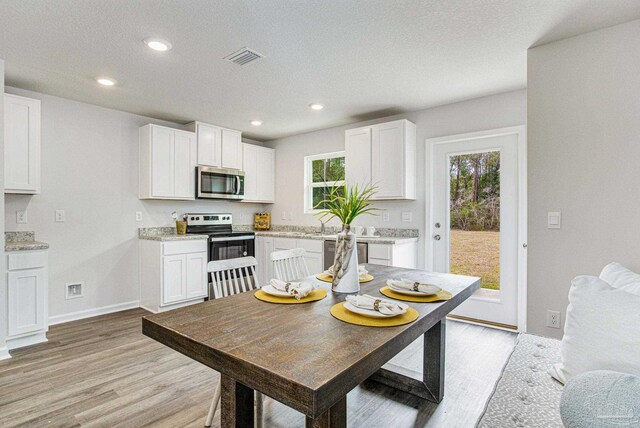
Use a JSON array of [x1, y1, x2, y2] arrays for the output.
[[0, 309, 516, 427]]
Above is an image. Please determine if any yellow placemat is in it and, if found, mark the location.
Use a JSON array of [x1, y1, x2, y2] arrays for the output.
[[330, 302, 419, 327], [315, 273, 374, 283], [379, 286, 452, 303], [254, 288, 327, 304]]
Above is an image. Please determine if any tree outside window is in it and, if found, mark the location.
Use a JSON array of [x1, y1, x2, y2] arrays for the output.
[[304, 152, 345, 212]]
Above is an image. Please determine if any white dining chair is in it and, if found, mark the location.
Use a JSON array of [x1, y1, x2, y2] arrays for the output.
[[271, 248, 310, 282], [205, 256, 263, 428]]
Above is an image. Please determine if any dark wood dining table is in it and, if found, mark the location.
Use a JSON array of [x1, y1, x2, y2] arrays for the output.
[[142, 264, 480, 427]]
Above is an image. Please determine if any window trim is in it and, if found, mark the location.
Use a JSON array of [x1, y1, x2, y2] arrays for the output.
[[304, 151, 346, 214]]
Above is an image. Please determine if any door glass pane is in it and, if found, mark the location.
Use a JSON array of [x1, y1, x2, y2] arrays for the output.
[[449, 151, 500, 292], [202, 172, 235, 195]]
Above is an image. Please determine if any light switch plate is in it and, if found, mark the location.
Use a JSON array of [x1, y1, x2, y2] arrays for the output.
[[16, 210, 27, 224], [548, 212, 561, 229], [402, 212, 413, 223], [55, 210, 66, 223]]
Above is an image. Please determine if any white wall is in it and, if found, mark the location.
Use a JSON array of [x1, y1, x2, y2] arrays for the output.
[[264, 89, 527, 269], [4, 87, 265, 320], [0, 59, 7, 357], [527, 19, 640, 338]]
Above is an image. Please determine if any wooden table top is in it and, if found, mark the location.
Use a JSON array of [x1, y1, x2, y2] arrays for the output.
[[142, 264, 480, 418]]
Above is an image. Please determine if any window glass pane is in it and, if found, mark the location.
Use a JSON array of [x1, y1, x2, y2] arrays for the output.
[[325, 157, 345, 181], [312, 185, 345, 210], [312, 159, 326, 183]]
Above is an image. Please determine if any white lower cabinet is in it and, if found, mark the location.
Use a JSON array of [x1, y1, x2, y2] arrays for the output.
[[255, 236, 274, 287], [367, 242, 417, 268], [6, 250, 48, 350], [139, 239, 208, 313]]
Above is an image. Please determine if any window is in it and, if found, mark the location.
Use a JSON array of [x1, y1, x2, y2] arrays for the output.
[[304, 151, 345, 212]]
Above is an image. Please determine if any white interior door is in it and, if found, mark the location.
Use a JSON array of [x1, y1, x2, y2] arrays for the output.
[[430, 127, 526, 328]]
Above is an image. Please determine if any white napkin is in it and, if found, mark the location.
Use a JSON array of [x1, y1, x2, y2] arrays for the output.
[[345, 294, 406, 315], [325, 264, 368, 280], [387, 279, 441, 295], [269, 279, 314, 299]]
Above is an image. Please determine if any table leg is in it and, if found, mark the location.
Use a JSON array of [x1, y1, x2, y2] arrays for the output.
[[368, 318, 446, 403], [305, 396, 347, 428], [221, 374, 255, 428]]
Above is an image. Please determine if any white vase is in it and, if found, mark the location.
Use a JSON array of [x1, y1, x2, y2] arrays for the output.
[[332, 224, 360, 294]]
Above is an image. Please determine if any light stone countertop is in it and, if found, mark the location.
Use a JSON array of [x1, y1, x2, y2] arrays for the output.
[[5, 231, 50, 252], [254, 231, 418, 245], [138, 227, 208, 241]]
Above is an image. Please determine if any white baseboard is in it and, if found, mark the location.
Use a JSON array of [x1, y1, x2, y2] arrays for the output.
[[7, 332, 47, 350], [0, 347, 11, 360], [49, 300, 140, 326]]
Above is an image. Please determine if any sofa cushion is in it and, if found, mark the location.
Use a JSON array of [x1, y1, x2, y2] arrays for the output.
[[549, 275, 640, 384], [560, 370, 640, 427]]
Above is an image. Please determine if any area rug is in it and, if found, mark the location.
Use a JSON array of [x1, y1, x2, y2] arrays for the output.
[[476, 333, 564, 427]]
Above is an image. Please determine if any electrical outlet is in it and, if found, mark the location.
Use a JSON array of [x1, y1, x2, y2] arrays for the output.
[[135, 211, 143, 222], [282, 211, 287, 220], [16, 210, 27, 224], [382, 212, 390, 222], [66, 282, 84, 299], [546, 310, 561, 329], [402, 212, 413, 222], [55, 210, 66, 223]]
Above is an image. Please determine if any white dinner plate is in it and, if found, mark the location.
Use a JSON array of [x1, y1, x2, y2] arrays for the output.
[[261, 285, 294, 298], [344, 301, 408, 318], [388, 282, 441, 296]]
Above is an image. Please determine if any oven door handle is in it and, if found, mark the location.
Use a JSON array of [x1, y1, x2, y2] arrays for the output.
[[209, 235, 255, 242]]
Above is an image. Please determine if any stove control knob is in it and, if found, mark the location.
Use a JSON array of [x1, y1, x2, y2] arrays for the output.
[[190, 217, 195, 221], [196, 216, 200, 221]]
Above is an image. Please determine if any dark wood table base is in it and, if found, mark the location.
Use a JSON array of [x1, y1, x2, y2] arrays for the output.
[[306, 397, 347, 428], [368, 319, 446, 403]]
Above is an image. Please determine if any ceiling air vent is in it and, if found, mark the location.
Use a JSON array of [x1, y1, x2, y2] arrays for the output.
[[224, 47, 264, 66]]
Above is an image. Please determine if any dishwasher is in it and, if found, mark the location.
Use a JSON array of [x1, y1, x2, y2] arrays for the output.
[[323, 239, 368, 270]]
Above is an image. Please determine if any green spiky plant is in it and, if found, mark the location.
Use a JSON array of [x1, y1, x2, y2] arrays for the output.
[[314, 184, 379, 226]]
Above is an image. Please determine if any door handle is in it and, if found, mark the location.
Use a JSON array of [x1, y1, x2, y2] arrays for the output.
[[235, 176, 241, 194], [433, 234, 441, 241]]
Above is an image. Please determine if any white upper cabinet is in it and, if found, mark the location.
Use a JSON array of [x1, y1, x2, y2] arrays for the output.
[[221, 129, 242, 170], [186, 121, 242, 170], [4, 93, 41, 194], [345, 119, 416, 200], [194, 122, 222, 167], [242, 143, 275, 203], [139, 124, 196, 200]]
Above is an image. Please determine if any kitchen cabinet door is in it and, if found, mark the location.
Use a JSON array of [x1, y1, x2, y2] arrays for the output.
[[174, 131, 195, 198], [345, 127, 372, 188], [8, 268, 46, 336], [372, 120, 404, 199], [185, 252, 208, 299], [4, 94, 41, 194], [221, 129, 242, 170], [196, 123, 222, 167], [242, 143, 258, 201], [151, 126, 175, 198], [162, 255, 186, 305], [257, 147, 275, 202]]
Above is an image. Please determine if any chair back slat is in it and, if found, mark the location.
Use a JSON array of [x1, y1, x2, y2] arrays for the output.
[[270, 248, 310, 282], [207, 256, 260, 300]]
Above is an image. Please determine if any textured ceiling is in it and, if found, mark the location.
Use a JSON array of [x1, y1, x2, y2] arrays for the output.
[[1, 0, 639, 140]]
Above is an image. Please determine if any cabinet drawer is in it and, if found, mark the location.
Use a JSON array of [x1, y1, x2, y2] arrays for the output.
[[368, 244, 392, 260], [163, 240, 207, 256], [7, 251, 48, 271], [273, 238, 297, 250], [297, 239, 323, 254]]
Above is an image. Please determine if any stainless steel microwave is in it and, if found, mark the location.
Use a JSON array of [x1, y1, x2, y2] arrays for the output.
[[196, 166, 245, 200]]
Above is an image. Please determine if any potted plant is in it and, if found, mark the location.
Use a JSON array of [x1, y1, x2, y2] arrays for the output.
[[315, 184, 378, 293]]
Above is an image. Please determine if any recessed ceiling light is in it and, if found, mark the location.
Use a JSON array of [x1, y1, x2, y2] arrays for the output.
[[144, 38, 172, 51], [309, 103, 324, 110], [250, 120, 263, 126], [96, 77, 117, 86]]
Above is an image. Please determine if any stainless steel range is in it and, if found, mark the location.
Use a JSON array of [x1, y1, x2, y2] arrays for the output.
[[185, 213, 255, 262]]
